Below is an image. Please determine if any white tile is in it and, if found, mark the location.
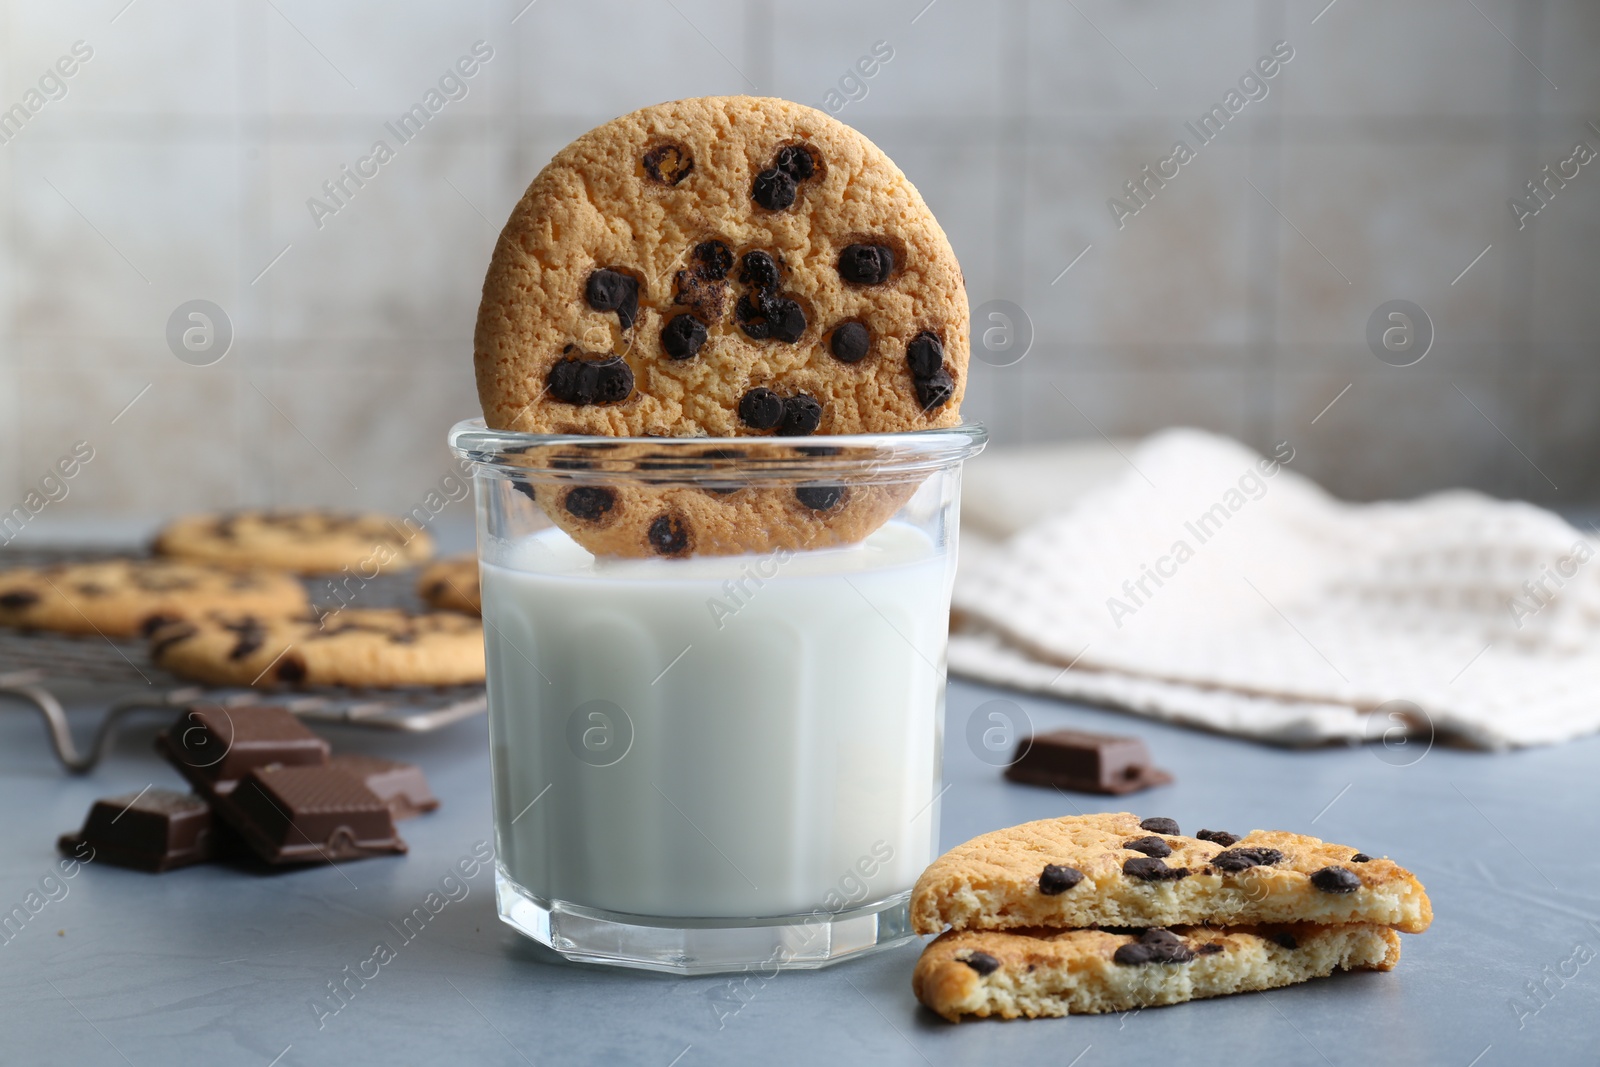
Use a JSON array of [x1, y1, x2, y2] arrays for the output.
[[1272, 139, 1512, 351], [9, 139, 239, 339], [260, 136, 509, 342], [261, 1, 501, 120], [509, 0, 755, 120], [1280, 0, 1518, 117], [1025, 0, 1267, 121], [1021, 133, 1258, 351], [772, 0, 1006, 120]]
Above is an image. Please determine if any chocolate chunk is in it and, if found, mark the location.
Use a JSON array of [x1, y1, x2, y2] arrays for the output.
[[693, 240, 734, 280], [738, 387, 786, 431], [751, 167, 796, 211], [57, 788, 216, 873], [914, 370, 955, 411], [149, 621, 198, 659], [647, 514, 691, 556], [763, 297, 806, 343], [642, 143, 694, 185], [660, 314, 707, 359], [1038, 863, 1084, 895], [158, 705, 329, 796], [1196, 829, 1239, 847], [1310, 866, 1362, 893], [962, 951, 1001, 976], [74, 582, 108, 597], [277, 654, 308, 684], [1351, 852, 1372, 863], [328, 755, 439, 820], [776, 144, 816, 181], [777, 395, 823, 436], [1196, 942, 1224, 955], [738, 251, 781, 292], [1004, 728, 1174, 795], [735, 292, 805, 343], [0, 590, 39, 610], [584, 268, 640, 329], [1210, 847, 1285, 873], [838, 243, 894, 285], [828, 322, 870, 364], [546, 355, 635, 405], [906, 332, 944, 379], [733, 294, 770, 339], [1271, 932, 1299, 950], [1113, 929, 1196, 965], [226, 764, 406, 864], [139, 612, 182, 638], [1122, 836, 1173, 859], [564, 486, 616, 521], [1123, 856, 1189, 881], [1139, 817, 1181, 836], [795, 485, 844, 511]]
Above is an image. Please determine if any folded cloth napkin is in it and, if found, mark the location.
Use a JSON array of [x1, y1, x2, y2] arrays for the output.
[[950, 428, 1600, 749]]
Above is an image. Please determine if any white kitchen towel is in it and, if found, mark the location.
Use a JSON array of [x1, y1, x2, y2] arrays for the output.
[[949, 428, 1600, 749]]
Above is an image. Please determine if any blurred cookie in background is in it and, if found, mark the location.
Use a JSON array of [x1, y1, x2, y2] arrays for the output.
[[416, 555, 480, 615], [0, 558, 307, 637], [154, 511, 433, 575]]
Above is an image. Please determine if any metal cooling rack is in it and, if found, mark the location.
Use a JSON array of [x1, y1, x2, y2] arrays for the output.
[[0, 547, 486, 774]]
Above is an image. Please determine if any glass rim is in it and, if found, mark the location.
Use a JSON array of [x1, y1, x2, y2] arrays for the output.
[[448, 418, 987, 482]]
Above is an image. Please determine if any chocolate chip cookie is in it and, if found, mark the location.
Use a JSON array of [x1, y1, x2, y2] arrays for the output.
[[914, 923, 1401, 1021], [508, 439, 919, 558], [416, 555, 480, 615], [0, 558, 308, 638], [147, 608, 484, 688], [910, 812, 1433, 935], [475, 95, 968, 439], [154, 511, 433, 575]]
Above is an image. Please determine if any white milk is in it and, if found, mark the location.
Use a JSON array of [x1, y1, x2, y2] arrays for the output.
[[481, 522, 952, 919]]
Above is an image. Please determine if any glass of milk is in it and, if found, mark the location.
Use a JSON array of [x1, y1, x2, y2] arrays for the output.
[[450, 420, 985, 974]]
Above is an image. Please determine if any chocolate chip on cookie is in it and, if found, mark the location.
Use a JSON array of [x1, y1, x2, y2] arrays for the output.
[[961, 951, 1001, 976], [564, 487, 616, 522], [837, 243, 894, 285], [1310, 866, 1362, 894], [584, 268, 641, 329], [660, 314, 708, 360], [751, 167, 796, 211], [547, 354, 635, 406], [738, 388, 786, 431], [1350, 852, 1372, 863], [1122, 836, 1173, 859], [738, 250, 781, 292], [1112, 928, 1195, 966], [1210, 848, 1285, 873], [794, 485, 844, 511], [642, 142, 694, 185], [647, 514, 691, 556], [1138, 817, 1181, 836], [1196, 829, 1239, 846], [777, 395, 823, 436], [0, 590, 39, 610], [1123, 856, 1189, 881], [1038, 863, 1084, 896], [828, 322, 871, 364]]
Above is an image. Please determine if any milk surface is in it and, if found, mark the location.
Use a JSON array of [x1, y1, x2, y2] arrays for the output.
[[481, 522, 952, 918]]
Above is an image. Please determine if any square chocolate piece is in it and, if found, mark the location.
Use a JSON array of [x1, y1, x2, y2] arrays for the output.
[[58, 788, 214, 872], [1004, 728, 1173, 795], [225, 765, 407, 864], [329, 755, 439, 820], [159, 705, 329, 795]]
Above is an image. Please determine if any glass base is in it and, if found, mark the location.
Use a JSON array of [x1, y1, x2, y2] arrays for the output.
[[495, 869, 918, 976]]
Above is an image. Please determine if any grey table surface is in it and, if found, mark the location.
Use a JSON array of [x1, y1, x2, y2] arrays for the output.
[[2, 676, 1597, 1067]]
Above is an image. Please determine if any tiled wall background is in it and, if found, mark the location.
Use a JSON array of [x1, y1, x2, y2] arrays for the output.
[[2, 0, 1597, 537]]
